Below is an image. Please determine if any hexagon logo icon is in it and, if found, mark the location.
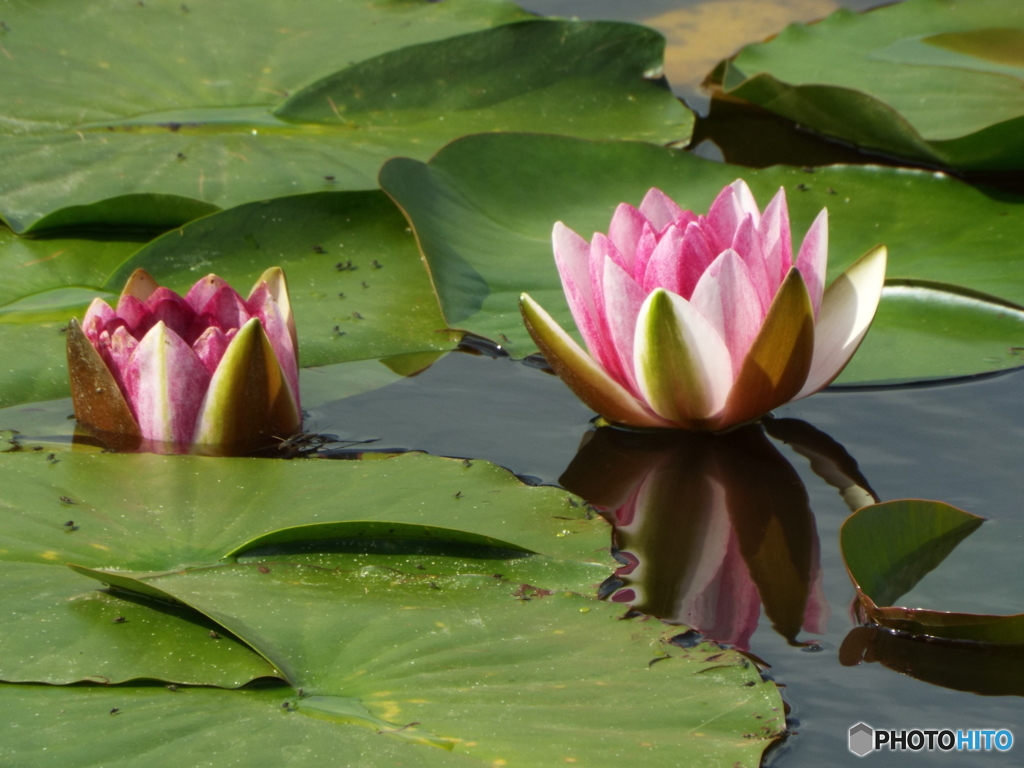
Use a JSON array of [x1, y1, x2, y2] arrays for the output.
[[849, 722, 874, 757]]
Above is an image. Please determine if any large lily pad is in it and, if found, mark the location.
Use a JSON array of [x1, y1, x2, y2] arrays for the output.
[[0, 0, 690, 233], [66, 557, 783, 767], [108, 191, 457, 369], [710, 0, 1024, 170], [380, 132, 1024, 385], [0, 562, 277, 686], [0, 451, 609, 571], [0, 448, 605, 687], [0, 684, 471, 768]]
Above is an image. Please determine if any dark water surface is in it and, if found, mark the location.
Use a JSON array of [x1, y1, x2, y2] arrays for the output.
[[308, 350, 1024, 766]]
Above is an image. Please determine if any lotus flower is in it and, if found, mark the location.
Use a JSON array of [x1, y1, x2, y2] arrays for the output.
[[67, 267, 301, 453], [520, 181, 887, 430]]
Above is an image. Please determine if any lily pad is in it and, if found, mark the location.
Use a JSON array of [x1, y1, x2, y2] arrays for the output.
[[0, 451, 609, 571], [380, 132, 1024, 385], [0, 0, 690, 233], [710, 0, 1024, 170], [842, 499, 985, 609], [0, 562, 277, 686], [0, 684, 471, 768], [108, 191, 458, 369], [841, 499, 1024, 645], [67, 557, 783, 767]]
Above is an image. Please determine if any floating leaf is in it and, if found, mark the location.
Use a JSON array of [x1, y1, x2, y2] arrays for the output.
[[380, 132, 1024, 385], [842, 499, 984, 608], [67, 556, 783, 767], [0, 451, 609, 571], [0, 562, 277, 686], [841, 499, 1024, 645], [0, 1, 689, 233], [710, 0, 1024, 170], [0, 684, 468, 768]]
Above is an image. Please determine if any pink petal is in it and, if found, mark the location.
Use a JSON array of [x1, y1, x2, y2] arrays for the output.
[[608, 203, 649, 274], [730, 179, 761, 223], [602, 257, 647, 396], [643, 222, 718, 300], [247, 284, 301, 409], [730, 214, 772, 314], [706, 180, 760, 250], [144, 287, 198, 342], [689, 249, 763, 375], [123, 321, 211, 445], [192, 327, 232, 375], [107, 326, 138, 382], [82, 298, 116, 343], [115, 294, 150, 338], [184, 274, 230, 313], [796, 209, 828, 318], [194, 285, 252, 335], [552, 222, 608, 364], [638, 188, 684, 231], [759, 188, 793, 293], [631, 223, 658, 285], [588, 234, 633, 386]]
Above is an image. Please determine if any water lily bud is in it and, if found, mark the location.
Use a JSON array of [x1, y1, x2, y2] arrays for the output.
[[521, 181, 887, 431], [67, 267, 301, 454]]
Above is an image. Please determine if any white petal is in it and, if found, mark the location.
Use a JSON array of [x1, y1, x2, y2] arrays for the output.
[[634, 289, 733, 424], [796, 245, 887, 398]]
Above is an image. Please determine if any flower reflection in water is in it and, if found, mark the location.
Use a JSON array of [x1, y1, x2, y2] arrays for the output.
[[560, 419, 877, 651]]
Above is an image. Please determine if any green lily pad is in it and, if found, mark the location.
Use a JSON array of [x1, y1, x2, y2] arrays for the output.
[[841, 499, 1024, 645], [109, 191, 458, 369], [841, 499, 985, 608], [0, 562, 277, 686], [0, 684, 473, 768], [67, 557, 783, 767], [0, 0, 690, 233], [0, 451, 609, 571], [710, 0, 1024, 170], [380, 132, 1024, 385]]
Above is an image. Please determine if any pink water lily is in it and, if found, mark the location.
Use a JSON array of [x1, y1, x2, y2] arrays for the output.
[[520, 181, 887, 430], [67, 267, 301, 453]]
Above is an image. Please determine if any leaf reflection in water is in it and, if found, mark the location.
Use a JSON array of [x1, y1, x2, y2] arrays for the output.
[[560, 420, 876, 650], [840, 625, 1024, 698]]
